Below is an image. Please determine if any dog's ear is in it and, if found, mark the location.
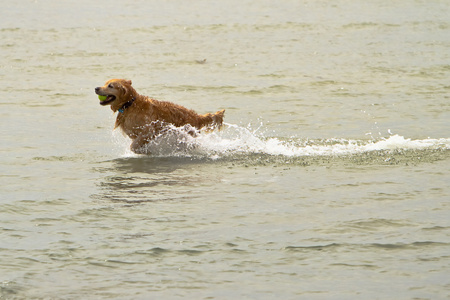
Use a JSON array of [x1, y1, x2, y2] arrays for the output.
[[120, 84, 129, 95]]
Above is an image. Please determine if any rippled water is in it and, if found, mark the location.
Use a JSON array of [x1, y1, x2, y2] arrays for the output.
[[1, 1, 450, 299]]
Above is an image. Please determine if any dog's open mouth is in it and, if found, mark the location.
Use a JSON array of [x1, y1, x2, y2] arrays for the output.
[[98, 95, 116, 105]]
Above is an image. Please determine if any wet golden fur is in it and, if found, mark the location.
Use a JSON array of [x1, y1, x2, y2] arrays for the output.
[[95, 79, 225, 154]]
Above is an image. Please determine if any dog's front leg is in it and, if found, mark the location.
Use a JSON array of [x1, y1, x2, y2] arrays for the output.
[[131, 138, 147, 154], [130, 131, 156, 154], [129, 122, 164, 154]]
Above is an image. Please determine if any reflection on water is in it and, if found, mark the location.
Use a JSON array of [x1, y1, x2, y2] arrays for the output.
[[110, 156, 203, 174], [93, 157, 217, 204]]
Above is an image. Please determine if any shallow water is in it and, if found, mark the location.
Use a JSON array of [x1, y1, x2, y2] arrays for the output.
[[1, 1, 450, 299]]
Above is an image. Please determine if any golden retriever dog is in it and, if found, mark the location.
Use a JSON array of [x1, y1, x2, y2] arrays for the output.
[[95, 79, 225, 154]]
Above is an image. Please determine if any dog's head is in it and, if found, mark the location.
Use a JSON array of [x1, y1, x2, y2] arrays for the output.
[[95, 79, 135, 112]]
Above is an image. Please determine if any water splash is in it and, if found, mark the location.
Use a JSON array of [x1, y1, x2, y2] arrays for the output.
[[196, 124, 450, 157], [113, 123, 450, 161]]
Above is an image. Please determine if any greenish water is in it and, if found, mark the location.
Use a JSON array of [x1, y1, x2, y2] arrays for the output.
[[1, 1, 449, 299]]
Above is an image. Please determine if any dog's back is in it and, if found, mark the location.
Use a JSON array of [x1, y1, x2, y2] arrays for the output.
[[127, 96, 224, 130]]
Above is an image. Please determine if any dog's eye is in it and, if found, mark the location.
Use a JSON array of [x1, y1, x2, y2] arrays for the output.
[[108, 84, 114, 88]]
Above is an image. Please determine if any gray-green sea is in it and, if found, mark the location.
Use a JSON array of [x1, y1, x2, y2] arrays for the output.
[[1, 1, 449, 299]]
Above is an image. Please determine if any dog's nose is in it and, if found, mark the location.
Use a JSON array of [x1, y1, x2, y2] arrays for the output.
[[95, 87, 100, 92]]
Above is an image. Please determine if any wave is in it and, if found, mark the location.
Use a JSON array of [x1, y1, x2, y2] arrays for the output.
[[113, 123, 450, 162], [199, 124, 450, 157]]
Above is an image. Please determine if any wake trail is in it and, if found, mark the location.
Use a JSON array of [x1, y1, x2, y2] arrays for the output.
[[113, 122, 450, 160]]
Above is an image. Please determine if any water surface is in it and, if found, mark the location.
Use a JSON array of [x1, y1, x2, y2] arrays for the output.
[[1, 1, 449, 299]]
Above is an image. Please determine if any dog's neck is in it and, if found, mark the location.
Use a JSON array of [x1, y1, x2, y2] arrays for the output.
[[118, 97, 136, 113]]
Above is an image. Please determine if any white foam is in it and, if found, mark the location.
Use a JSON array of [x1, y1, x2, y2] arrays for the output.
[[362, 135, 450, 152], [114, 123, 450, 158], [197, 126, 450, 157]]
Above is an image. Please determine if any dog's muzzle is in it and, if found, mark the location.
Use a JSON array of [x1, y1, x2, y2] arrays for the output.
[[95, 87, 116, 105]]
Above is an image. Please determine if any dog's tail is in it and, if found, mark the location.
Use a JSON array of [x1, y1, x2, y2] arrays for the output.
[[200, 109, 225, 131], [212, 109, 225, 129]]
